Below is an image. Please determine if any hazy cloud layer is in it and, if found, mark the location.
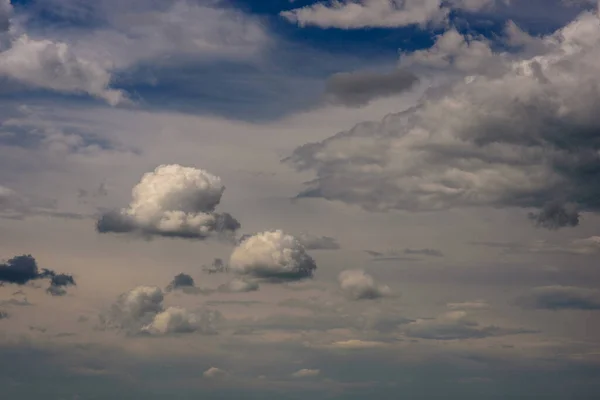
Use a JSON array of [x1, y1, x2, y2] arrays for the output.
[[97, 164, 240, 240], [324, 69, 419, 106], [288, 12, 600, 227], [296, 233, 341, 250], [517, 286, 600, 310]]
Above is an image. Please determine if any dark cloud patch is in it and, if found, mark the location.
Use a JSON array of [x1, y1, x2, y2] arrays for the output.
[[404, 248, 444, 257], [165, 273, 210, 295], [364, 250, 418, 262], [202, 258, 228, 274], [517, 286, 600, 310], [528, 203, 580, 230], [324, 69, 419, 106], [0, 310, 7, 319], [0, 255, 76, 295]]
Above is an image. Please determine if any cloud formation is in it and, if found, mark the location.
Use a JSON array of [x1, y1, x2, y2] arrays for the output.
[[291, 369, 320, 378], [218, 278, 259, 293], [101, 285, 220, 335], [0, 255, 76, 295], [296, 233, 341, 250], [404, 311, 523, 340], [517, 286, 600, 310], [229, 230, 317, 282], [404, 248, 444, 257], [287, 11, 600, 227], [338, 269, 391, 300], [203, 367, 228, 379], [97, 164, 240, 240], [324, 69, 418, 106]]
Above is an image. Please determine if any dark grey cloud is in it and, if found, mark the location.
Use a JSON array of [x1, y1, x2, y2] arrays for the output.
[[404, 248, 444, 257], [285, 14, 600, 227], [324, 69, 419, 106], [0, 255, 75, 295], [97, 164, 240, 240], [364, 250, 418, 262], [517, 286, 600, 310], [296, 233, 341, 250], [528, 203, 580, 230], [202, 258, 228, 274], [0, 310, 7, 319], [165, 273, 210, 295]]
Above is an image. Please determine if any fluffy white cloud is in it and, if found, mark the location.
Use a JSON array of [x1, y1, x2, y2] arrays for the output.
[[142, 307, 199, 335], [338, 269, 390, 300], [218, 278, 259, 293], [0, 35, 125, 105], [288, 11, 600, 227], [97, 164, 240, 239], [291, 369, 320, 378], [229, 230, 317, 282]]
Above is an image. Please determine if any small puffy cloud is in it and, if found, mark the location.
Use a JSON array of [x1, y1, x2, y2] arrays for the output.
[[47, 273, 76, 297], [97, 164, 240, 240], [202, 258, 228, 274], [517, 286, 600, 310], [291, 369, 320, 378], [218, 278, 259, 293], [404, 311, 525, 340], [404, 248, 444, 257], [101, 285, 220, 335], [0, 254, 76, 295], [229, 230, 317, 282], [281, 0, 449, 29], [338, 269, 390, 300], [324, 69, 418, 107], [296, 233, 340, 250], [287, 11, 600, 226], [203, 367, 228, 379], [0, 35, 126, 105]]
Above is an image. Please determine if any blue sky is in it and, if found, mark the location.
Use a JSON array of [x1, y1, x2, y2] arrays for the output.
[[1, 1, 600, 399]]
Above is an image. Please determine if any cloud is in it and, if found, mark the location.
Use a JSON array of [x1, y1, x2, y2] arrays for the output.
[[517, 286, 600, 310], [165, 273, 209, 295], [0, 310, 7, 319], [203, 367, 228, 379], [364, 250, 417, 262], [0, 185, 27, 218], [403, 311, 527, 340], [47, 273, 77, 297], [338, 269, 391, 300], [202, 258, 228, 274], [291, 369, 320, 378], [327, 339, 388, 349], [0, 0, 11, 32], [528, 203, 580, 230], [229, 230, 317, 282], [296, 233, 341, 250], [101, 285, 221, 335], [446, 300, 489, 310], [286, 11, 600, 227], [404, 248, 444, 257], [97, 164, 240, 240], [218, 278, 259, 293], [0, 254, 76, 295], [324, 69, 419, 107], [0, 35, 126, 105], [281, 0, 449, 29]]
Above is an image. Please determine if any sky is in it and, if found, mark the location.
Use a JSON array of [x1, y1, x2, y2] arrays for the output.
[[1, 0, 600, 399]]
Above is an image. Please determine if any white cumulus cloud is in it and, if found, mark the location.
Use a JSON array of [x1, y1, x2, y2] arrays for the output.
[[338, 269, 391, 300], [97, 164, 240, 240], [291, 368, 320, 378], [229, 230, 317, 282]]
